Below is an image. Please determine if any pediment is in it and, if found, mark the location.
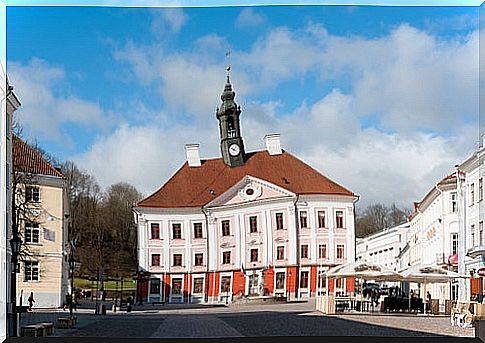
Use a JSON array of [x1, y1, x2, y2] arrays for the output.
[[205, 175, 295, 208]]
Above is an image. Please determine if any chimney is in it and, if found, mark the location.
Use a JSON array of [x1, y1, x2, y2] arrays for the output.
[[185, 144, 201, 167], [264, 134, 282, 155]]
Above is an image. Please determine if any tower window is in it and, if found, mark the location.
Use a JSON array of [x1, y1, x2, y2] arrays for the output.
[[227, 117, 236, 138]]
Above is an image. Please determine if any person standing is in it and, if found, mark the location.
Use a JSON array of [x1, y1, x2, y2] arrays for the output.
[[28, 292, 35, 311]]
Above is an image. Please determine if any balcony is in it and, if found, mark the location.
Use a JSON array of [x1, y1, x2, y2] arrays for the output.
[[467, 245, 485, 259]]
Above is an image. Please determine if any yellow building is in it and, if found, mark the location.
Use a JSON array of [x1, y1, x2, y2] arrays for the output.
[[13, 135, 69, 308]]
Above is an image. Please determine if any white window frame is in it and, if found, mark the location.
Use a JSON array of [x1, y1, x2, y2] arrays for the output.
[[26, 186, 40, 202], [24, 261, 40, 282], [25, 222, 40, 244]]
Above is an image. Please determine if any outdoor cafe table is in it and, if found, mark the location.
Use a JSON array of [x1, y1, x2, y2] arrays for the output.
[[336, 297, 375, 313]]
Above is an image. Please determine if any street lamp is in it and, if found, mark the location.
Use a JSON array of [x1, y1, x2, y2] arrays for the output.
[[10, 235, 22, 337], [68, 253, 75, 321], [115, 274, 119, 309]]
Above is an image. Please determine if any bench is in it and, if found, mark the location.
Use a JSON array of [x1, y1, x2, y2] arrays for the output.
[[451, 302, 475, 328], [57, 316, 76, 329], [21, 324, 46, 337], [38, 322, 54, 335]]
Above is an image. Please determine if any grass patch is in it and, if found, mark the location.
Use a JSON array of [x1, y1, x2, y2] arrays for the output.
[[74, 277, 136, 290]]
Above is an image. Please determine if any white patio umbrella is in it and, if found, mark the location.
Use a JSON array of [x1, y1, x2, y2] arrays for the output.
[[327, 260, 402, 281], [398, 264, 469, 313]]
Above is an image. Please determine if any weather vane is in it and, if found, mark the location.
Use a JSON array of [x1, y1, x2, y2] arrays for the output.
[[225, 49, 231, 79]]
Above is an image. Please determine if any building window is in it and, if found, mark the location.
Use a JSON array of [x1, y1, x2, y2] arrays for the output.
[[221, 220, 230, 236], [221, 276, 231, 293], [194, 253, 204, 266], [451, 233, 458, 255], [275, 272, 285, 290], [172, 223, 182, 239], [336, 244, 345, 259], [172, 278, 182, 295], [222, 251, 231, 264], [25, 223, 40, 244], [151, 223, 160, 239], [471, 184, 475, 204], [150, 278, 160, 294], [24, 261, 39, 281], [26, 186, 40, 202], [451, 192, 458, 213], [472, 225, 476, 246], [250, 249, 258, 262], [193, 222, 203, 239], [317, 211, 326, 228], [300, 245, 309, 259], [300, 271, 309, 289], [336, 278, 344, 289], [151, 254, 160, 266], [193, 278, 204, 294], [299, 211, 308, 229], [276, 212, 284, 230], [481, 222, 484, 246], [249, 216, 258, 233], [173, 254, 182, 267], [277, 246, 285, 260], [318, 244, 327, 259], [336, 211, 344, 229], [480, 178, 483, 202]]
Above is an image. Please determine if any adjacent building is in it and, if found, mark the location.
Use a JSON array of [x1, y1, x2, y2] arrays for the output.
[[356, 222, 410, 272], [2, 67, 20, 338], [12, 135, 69, 308], [407, 173, 461, 302], [134, 72, 358, 304], [459, 136, 485, 299]]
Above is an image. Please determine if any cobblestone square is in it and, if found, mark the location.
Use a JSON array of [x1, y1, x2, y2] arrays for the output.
[[19, 300, 477, 339]]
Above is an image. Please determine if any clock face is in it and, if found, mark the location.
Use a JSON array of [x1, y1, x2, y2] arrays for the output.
[[229, 144, 240, 156]]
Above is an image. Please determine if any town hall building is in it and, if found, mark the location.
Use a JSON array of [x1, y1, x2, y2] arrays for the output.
[[134, 70, 358, 304]]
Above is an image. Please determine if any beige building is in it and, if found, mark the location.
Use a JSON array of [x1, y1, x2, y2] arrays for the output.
[[13, 135, 69, 308]]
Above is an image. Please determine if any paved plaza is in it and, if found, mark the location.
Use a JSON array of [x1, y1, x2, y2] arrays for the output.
[[18, 300, 477, 339]]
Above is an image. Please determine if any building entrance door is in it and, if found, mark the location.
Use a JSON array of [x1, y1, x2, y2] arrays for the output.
[[249, 274, 260, 296]]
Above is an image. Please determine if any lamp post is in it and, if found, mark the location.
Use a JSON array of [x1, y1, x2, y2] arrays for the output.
[[68, 252, 75, 321], [10, 235, 22, 337], [115, 274, 119, 309], [120, 276, 124, 304]]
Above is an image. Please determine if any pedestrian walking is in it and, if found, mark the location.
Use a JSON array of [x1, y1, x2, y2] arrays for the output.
[[28, 292, 35, 311]]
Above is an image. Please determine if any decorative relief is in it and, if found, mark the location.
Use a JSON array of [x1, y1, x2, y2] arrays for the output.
[[238, 182, 262, 202]]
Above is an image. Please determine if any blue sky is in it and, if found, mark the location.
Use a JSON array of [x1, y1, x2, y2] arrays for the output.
[[6, 4, 481, 208]]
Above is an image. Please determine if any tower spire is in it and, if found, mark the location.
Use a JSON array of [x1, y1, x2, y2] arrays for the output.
[[216, 52, 246, 167]]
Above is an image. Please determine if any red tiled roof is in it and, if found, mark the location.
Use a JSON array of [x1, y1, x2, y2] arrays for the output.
[[137, 150, 355, 208], [13, 135, 63, 178]]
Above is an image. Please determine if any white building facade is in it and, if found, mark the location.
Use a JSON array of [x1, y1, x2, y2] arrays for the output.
[[134, 74, 358, 304], [407, 173, 460, 301], [356, 222, 410, 272]]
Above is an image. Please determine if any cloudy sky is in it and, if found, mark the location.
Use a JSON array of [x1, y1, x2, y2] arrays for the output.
[[7, 4, 481, 209]]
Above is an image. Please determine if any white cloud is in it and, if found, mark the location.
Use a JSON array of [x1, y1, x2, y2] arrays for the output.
[[95, 20, 479, 208], [235, 8, 266, 28], [8, 58, 110, 142], [150, 7, 187, 35]]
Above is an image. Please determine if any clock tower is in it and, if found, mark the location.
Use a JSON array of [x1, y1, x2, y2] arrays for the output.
[[216, 66, 246, 167]]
